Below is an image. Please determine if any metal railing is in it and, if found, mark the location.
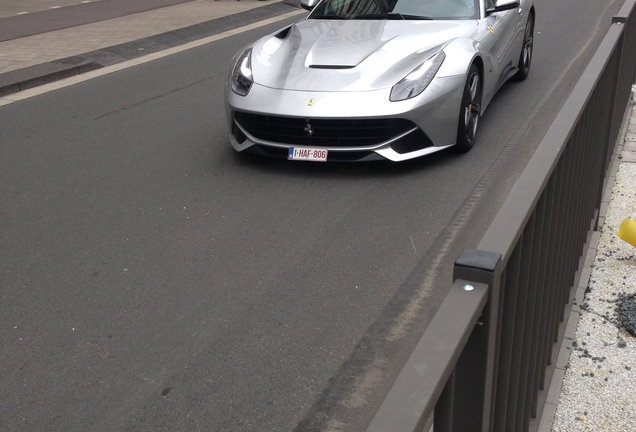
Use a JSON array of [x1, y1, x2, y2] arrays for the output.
[[366, 0, 636, 430]]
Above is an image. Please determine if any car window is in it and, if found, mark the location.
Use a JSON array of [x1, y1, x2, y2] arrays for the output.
[[310, 0, 480, 20]]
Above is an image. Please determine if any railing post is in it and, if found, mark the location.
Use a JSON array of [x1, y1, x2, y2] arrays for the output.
[[366, 278, 490, 432], [450, 249, 502, 432]]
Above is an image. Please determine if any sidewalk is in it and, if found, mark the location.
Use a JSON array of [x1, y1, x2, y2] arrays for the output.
[[545, 97, 636, 431], [0, 0, 302, 96], [0, 1, 635, 430]]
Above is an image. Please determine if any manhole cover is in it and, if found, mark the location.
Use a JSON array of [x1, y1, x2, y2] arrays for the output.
[[620, 294, 636, 337]]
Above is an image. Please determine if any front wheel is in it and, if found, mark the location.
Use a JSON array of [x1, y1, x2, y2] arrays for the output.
[[455, 65, 481, 153], [514, 14, 534, 81]]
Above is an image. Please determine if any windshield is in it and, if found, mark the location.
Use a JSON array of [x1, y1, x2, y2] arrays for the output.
[[310, 0, 480, 20]]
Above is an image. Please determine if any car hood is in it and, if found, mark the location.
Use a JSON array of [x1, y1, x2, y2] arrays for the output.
[[250, 19, 478, 92]]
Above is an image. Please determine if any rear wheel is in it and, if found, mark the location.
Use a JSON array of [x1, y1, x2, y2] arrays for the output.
[[455, 64, 481, 153], [514, 14, 534, 81]]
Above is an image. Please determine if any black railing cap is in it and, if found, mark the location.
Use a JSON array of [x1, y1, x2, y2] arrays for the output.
[[455, 248, 501, 273]]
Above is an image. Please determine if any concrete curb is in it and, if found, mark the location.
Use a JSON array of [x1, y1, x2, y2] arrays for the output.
[[0, 60, 102, 97]]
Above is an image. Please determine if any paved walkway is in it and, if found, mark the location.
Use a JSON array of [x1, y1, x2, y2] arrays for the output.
[[0, 0, 286, 73], [0, 0, 201, 41]]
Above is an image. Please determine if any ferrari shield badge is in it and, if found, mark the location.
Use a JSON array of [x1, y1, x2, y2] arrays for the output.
[[304, 123, 314, 137]]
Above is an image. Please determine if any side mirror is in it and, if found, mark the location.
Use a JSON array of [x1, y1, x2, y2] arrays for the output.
[[487, 0, 520, 14], [301, 0, 320, 11]]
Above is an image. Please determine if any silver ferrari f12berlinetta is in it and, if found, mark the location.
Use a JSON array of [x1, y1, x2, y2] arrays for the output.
[[226, 0, 534, 162]]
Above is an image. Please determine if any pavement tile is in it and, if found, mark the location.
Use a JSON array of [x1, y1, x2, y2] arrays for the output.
[[621, 151, 636, 163], [538, 403, 558, 432]]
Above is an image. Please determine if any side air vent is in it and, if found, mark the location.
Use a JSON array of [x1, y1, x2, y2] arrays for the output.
[[274, 26, 292, 39]]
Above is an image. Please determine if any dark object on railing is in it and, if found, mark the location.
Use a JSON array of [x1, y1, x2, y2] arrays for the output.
[[366, 0, 636, 431]]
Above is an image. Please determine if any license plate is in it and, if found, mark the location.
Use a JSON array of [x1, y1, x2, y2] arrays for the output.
[[288, 147, 328, 162]]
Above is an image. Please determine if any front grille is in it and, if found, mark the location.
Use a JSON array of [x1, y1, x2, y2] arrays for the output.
[[234, 112, 417, 147]]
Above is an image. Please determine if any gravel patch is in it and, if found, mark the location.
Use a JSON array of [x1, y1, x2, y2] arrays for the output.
[[551, 140, 636, 430], [620, 294, 636, 337]]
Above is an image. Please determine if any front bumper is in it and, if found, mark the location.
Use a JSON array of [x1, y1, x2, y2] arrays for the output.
[[225, 75, 464, 162]]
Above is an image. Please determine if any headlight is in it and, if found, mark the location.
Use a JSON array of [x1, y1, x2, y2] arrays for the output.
[[231, 49, 253, 96], [390, 51, 446, 102]]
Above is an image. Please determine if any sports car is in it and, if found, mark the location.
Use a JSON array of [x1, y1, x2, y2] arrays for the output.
[[225, 0, 534, 162]]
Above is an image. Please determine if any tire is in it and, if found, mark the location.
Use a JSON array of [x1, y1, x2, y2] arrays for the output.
[[455, 64, 481, 153], [514, 14, 534, 81]]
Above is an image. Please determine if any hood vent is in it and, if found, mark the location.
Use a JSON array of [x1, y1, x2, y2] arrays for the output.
[[309, 65, 355, 69]]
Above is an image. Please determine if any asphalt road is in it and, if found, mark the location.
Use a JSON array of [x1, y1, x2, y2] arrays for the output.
[[0, 0, 626, 430]]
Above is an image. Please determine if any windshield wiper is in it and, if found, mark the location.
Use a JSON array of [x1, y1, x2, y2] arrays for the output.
[[399, 14, 434, 19], [352, 13, 433, 20]]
